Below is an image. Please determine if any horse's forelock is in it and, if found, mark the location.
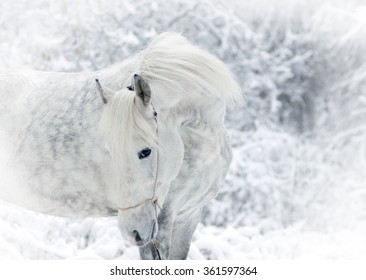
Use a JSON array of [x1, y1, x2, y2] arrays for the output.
[[100, 90, 158, 170]]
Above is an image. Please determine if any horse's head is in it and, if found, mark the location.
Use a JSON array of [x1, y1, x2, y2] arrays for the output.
[[98, 74, 184, 246]]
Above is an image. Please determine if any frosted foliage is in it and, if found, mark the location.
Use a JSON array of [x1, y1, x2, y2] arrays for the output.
[[1, 0, 366, 259]]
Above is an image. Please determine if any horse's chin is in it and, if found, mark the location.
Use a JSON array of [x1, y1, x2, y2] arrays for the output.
[[136, 238, 151, 247]]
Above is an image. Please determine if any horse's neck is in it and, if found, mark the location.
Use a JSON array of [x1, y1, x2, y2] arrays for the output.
[[158, 89, 229, 216], [159, 88, 226, 133], [165, 106, 230, 218]]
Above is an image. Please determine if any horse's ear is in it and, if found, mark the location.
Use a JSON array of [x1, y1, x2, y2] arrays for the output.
[[134, 74, 151, 107], [95, 79, 115, 104]]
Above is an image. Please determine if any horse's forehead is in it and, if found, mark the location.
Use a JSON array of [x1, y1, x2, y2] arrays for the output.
[[129, 135, 148, 146]]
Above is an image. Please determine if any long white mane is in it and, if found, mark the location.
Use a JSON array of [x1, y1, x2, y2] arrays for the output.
[[141, 32, 242, 106]]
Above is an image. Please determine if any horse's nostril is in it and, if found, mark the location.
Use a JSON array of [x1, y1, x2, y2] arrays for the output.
[[132, 230, 142, 243]]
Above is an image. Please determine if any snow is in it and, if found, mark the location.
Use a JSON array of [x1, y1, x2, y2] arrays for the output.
[[1, 0, 366, 259]]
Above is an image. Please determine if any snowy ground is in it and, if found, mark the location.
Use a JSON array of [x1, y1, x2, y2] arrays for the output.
[[1, 0, 366, 259]]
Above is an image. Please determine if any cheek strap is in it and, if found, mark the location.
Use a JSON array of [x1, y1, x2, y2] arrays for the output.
[[117, 104, 160, 212]]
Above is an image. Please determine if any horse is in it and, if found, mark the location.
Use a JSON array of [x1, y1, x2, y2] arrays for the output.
[[0, 32, 242, 260]]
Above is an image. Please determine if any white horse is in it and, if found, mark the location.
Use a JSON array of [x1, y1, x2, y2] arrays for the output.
[[0, 33, 242, 259]]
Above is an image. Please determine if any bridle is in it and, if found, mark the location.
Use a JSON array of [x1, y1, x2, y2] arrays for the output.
[[116, 104, 161, 213], [96, 78, 162, 259], [116, 103, 162, 260]]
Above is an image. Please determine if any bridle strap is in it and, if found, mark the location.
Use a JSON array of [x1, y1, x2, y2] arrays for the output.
[[117, 105, 161, 212], [116, 104, 162, 260]]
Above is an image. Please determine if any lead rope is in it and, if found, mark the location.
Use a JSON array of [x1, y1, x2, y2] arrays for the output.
[[151, 239, 162, 260], [116, 104, 162, 260]]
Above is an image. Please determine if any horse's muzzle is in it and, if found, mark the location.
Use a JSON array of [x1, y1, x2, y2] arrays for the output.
[[133, 220, 158, 247]]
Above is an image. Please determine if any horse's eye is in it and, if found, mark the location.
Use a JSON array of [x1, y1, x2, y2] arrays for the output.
[[138, 148, 151, 159], [127, 85, 134, 91]]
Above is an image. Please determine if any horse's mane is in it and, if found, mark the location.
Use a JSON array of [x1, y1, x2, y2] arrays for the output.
[[140, 32, 243, 107]]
